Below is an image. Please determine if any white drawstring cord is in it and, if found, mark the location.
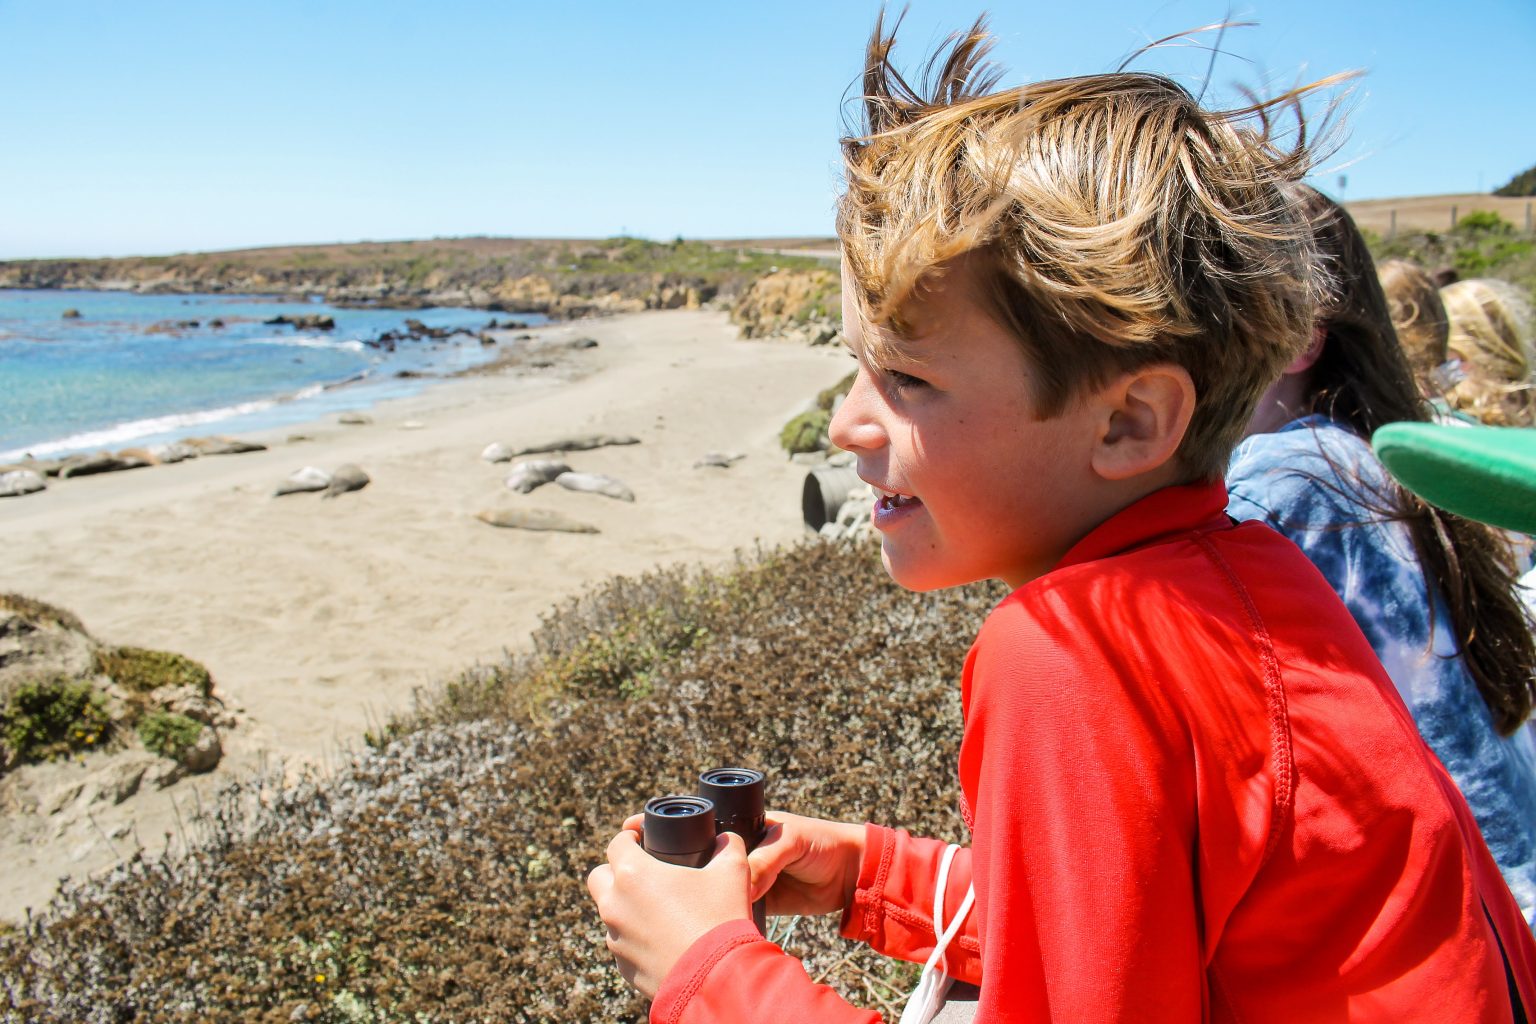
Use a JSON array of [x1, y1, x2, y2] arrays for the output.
[[898, 844, 976, 1024]]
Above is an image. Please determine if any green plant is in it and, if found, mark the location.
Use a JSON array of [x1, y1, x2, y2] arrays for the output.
[[817, 370, 857, 411], [137, 710, 203, 760], [1, 677, 111, 764], [780, 409, 831, 454], [94, 645, 213, 695]]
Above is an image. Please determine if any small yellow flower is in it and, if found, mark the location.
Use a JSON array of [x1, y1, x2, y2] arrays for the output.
[[315, 974, 326, 983]]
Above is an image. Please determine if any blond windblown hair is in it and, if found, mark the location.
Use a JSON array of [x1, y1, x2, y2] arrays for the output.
[[838, 13, 1344, 478], [1377, 259, 1450, 386], [1442, 278, 1536, 427]]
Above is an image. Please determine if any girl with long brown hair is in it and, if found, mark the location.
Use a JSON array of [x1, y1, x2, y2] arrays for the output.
[[1228, 189, 1536, 922]]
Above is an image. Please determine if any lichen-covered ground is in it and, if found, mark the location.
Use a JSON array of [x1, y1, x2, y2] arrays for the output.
[[0, 540, 1003, 1023]]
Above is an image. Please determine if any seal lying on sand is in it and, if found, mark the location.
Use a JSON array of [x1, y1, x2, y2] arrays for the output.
[[505, 460, 571, 494], [323, 464, 370, 499], [514, 434, 639, 456], [475, 508, 599, 534], [555, 472, 635, 502], [274, 466, 331, 496]]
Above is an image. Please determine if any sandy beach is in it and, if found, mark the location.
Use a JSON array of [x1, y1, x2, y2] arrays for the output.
[[0, 308, 850, 920]]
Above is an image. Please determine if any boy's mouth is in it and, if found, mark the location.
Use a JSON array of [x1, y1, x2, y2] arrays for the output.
[[876, 488, 920, 511]]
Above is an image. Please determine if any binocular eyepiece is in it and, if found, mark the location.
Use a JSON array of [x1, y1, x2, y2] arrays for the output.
[[642, 767, 768, 930]]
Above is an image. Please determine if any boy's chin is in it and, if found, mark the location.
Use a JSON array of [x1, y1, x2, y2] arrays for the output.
[[879, 546, 975, 593]]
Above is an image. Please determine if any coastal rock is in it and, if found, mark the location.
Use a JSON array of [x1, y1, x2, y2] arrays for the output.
[[475, 508, 599, 534], [89, 755, 159, 806], [323, 464, 370, 498], [0, 595, 97, 703], [0, 469, 46, 497], [58, 453, 151, 478], [338, 412, 373, 426], [569, 337, 599, 350], [481, 442, 514, 463], [150, 683, 233, 728], [264, 314, 335, 331], [274, 466, 331, 496], [693, 452, 745, 469], [514, 434, 640, 456], [182, 726, 222, 774], [555, 471, 635, 502], [184, 436, 266, 455], [61, 308, 81, 319], [505, 459, 570, 494]]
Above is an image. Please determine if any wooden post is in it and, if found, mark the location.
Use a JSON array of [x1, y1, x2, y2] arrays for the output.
[[1450, 205, 1458, 229], [1527, 202, 1532, 234], [1389, 209, 1397, 240]]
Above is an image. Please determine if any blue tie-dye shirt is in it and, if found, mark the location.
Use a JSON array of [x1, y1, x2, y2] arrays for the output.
[[1228, 414, 1536, 925]]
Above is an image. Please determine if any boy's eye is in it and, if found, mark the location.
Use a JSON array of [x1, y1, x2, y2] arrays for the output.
[[883, 368, 927, 392]]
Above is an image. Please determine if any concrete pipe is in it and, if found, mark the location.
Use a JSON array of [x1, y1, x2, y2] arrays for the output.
[[802, 465, 864, 532]]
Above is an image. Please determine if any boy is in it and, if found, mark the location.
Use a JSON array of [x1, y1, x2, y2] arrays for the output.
[[587, 16, 1536, 1022]]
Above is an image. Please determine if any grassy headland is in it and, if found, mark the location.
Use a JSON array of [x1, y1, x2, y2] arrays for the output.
[[0, 237, 832, 319]]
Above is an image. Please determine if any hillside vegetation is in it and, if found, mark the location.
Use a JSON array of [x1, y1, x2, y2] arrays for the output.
[[0, 541, 1003, 1022], [0, 237, 825, 319], [1495, 163, 1536, 197], [1365, 209, 1536, 298]]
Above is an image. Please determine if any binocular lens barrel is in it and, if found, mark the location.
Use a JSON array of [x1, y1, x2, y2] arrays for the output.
[[642, 795, 716, 868], [698, 767, 766, 849]]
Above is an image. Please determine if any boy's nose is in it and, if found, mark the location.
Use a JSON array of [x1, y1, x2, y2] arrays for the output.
[[828, 370, 886, 453]]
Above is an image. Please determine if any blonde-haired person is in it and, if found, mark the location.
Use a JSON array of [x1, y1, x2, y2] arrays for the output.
[[589, 15, 1536, 1023], [1443, 277, 1536, 427], [1378, 258, 1462, 401]]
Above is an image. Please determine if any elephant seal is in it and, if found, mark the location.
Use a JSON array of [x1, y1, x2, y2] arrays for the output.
[[274, 466, 331, 496], [475, 508, 599, 534], [323, 464, 370, 499], [514, 434, 640, 456], [505, 459, 571, 494], [481, 442, 514, 463], [555, 472, 635, 502]]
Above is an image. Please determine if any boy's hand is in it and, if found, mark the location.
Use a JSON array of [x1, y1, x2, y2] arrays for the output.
[[586, 819, 752, 1000], [748, 811, 867, 917]]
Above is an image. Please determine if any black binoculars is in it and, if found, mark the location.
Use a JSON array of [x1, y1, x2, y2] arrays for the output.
[[642, 767, 767, 931]]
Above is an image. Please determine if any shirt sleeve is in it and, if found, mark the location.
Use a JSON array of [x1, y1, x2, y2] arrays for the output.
[[650, 824, 983, 1023]]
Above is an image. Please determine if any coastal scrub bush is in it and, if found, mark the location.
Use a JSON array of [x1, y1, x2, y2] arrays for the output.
[[780, 409, 831, 455], [93, 645, 212, 696], [136, 710, 203, 761], [1, 676, 111, 765], [1368, 212, 1536, 298], [0, 540, 1004, 1021]]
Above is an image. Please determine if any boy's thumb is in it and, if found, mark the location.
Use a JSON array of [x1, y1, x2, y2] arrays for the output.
[[711, 831, 748, 864]]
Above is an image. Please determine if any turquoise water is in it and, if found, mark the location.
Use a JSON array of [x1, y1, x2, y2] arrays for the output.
[[0, 289, 545, 461]]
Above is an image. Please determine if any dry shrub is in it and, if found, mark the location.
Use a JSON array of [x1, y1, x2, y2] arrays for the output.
[[0, 540, 1004, 1023]]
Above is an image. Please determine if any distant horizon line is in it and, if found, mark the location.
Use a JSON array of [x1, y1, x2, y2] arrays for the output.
[[4, 191, 1530, 263]]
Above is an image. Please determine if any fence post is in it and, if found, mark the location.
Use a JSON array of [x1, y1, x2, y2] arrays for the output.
[[1527, 201, 1532, 234], [1450, 205, 1458, 229], [1389, 209, 1397, 240]]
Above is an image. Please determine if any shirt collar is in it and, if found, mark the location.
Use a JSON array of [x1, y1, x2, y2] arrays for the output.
[[1053, 479, 1231, 572]]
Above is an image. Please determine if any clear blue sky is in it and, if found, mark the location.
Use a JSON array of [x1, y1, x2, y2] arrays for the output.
[[1, 0, 1531, 259]]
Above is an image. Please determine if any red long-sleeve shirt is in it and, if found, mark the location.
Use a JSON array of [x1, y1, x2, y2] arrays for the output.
[[650, 482, 1536, 1023]]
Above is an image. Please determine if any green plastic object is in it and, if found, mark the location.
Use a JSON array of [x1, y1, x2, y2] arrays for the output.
[[1371, 423, 1536, 535]]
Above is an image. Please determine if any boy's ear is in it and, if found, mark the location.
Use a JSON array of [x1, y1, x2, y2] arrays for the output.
[[1090, 365, 1197, 482]]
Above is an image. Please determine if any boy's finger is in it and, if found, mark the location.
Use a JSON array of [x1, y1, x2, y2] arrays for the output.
[[587, 863, 612, 903], [621, 812, 645, 833], [606, 827, 644, 863]]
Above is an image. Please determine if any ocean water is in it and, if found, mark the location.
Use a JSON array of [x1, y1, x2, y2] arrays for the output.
[[0, 289, 546, 461]]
